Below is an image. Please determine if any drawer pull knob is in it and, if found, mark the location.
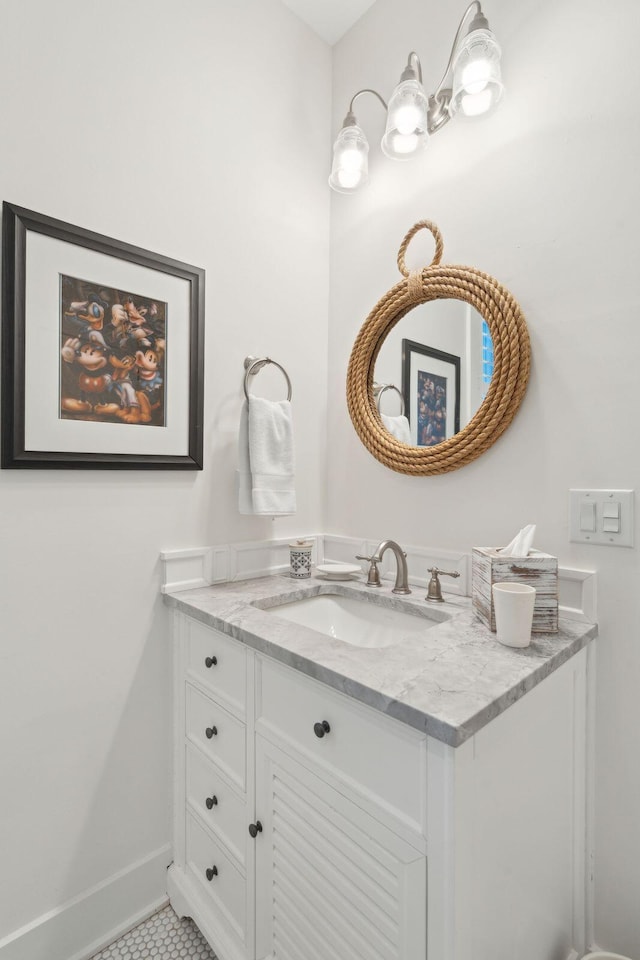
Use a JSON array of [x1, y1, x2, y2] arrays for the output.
[[248, 820, 263, 838], [313, 720, 331, 738], [205, 866, 218, 881], [205, 725, 218, 739], [206, 795, 218, 809], [205, 656, 218, 668]]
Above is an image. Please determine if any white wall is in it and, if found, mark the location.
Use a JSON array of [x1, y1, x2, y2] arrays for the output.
[[329, 0, 640, 955], [0, 0, 330, 953], [2, 0, 638, 955]]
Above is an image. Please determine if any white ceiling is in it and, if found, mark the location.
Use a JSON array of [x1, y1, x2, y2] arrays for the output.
[[280, 0, 377, 45]]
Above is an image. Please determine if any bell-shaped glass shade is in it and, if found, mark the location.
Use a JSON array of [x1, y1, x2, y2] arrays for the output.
[[381, 79, 429, 160], [329, 123, 369, 193], [450, 27, 504, 119]]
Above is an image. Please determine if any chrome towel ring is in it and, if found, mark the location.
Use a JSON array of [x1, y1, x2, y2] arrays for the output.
[[243, 356, 292, 402], [373, 382, 405, 416]]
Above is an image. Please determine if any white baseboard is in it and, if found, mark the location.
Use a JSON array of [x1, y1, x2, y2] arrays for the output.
[[161, 537, 322, 590], [228, 535, 319, 582], [558, 567, 597, 624], [0, 844, 171, 960], [160, 547, 211, 594], [160, 538, 596, 624], [160, 535, 468, 594]]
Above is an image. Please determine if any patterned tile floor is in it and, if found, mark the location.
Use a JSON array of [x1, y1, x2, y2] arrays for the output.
[[89, 904, 216, 960]]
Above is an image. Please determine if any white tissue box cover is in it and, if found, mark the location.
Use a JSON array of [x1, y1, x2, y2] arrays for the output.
[[472, 546, 558, 634]]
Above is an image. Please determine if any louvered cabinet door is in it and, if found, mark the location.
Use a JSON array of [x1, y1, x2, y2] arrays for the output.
[[254, 736, 427, 960]]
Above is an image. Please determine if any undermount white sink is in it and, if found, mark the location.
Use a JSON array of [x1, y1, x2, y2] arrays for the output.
[[267, 593, 440, 648]]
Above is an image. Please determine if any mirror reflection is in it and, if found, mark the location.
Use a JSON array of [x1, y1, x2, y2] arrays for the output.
[[373, 300, 493, 447]]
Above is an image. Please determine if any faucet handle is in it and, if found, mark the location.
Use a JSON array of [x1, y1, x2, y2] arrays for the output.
[[355, 554, 382, 587], [426, 566, 460, 602]]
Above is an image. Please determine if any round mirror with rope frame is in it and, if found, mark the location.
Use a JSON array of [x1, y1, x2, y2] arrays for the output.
[[346, 220, 530, 475]]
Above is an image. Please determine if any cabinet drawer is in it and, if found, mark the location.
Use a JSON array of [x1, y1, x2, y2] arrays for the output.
[[187, 618, 246, 717], [257, 658, 426, 832], [186, 812, 246, 942], [186, 684, 246, 793], [186, 743, 247, 868]]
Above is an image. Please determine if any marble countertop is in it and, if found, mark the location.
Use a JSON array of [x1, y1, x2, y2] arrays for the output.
[[163, 574, 597, 747]]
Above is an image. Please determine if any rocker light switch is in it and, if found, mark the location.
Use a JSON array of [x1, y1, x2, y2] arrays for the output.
[[579, 501, 596, 532], [602, 501, 621, 533], [569, 489, 634, 546]]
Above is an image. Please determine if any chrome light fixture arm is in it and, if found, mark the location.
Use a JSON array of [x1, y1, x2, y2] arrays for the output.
[[428, 1, 487, 132], [339, 88, 388, 130], [400, 51, 423, 84], [432, 1, 483, 101], [348, 88, 388, 116], [329, 89, 388, 194], [329, 1, 503, 192]]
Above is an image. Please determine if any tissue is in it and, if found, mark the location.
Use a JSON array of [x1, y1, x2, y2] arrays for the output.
[[497, 524, 536, 558]]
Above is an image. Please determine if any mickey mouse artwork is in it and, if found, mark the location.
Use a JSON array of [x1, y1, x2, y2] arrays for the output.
[[416, 370, 447, 447], [60, 274, 166, 427]]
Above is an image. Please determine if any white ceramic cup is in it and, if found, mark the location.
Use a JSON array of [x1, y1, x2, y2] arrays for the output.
[[492, 582, 536, 648]]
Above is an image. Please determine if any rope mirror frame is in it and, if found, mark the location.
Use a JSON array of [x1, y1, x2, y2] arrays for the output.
[[346, 220, 531, 476]]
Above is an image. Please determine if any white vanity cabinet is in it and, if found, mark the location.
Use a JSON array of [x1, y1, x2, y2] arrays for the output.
[[254, 656, 428, 960], [170, 615, 254, 960], [169, 610, 591, 960]]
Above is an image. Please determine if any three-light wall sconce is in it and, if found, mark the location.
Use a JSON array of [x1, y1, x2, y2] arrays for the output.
[[329, 1, 504, 193]]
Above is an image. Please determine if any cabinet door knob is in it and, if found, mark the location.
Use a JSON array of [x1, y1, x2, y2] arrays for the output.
[[248, 820, 263, 838], [205, 725, 218, 739], [313, 720, 331, 738], [205, 866, 218, 881], [205, 795, 218, 809], [205, 656, 218, 668]]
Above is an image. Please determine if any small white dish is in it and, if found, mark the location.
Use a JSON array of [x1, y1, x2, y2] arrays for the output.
[[316, 563, 361, 581]]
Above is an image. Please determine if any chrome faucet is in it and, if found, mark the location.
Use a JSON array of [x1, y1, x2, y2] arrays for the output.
[[356, 540, 411, 595]]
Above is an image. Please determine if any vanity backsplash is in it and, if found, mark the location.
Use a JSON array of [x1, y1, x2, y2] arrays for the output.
[[161, 533, 596, 627]]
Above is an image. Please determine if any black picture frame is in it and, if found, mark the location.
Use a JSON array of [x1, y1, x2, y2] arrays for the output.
[[402, 338, 460, 447], [1, 202, 205, 469]]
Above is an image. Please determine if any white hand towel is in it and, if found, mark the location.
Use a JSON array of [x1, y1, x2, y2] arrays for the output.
[[238, 400, 254, 514], [381, 414, 411, 444], [238, 396, 296, 516]]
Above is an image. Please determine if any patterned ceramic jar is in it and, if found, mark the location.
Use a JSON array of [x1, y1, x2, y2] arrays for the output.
[[289, 540, 313, 579]]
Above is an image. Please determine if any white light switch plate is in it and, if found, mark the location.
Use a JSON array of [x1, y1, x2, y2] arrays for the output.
[[569, 489, 634, 546]]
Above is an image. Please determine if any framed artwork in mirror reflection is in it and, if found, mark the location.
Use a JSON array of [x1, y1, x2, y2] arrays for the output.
[[402, 339, 460, 447], [1, 202, 205, 469]]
